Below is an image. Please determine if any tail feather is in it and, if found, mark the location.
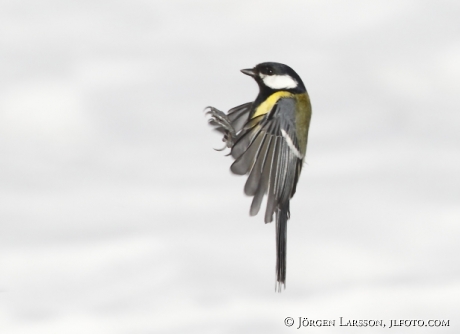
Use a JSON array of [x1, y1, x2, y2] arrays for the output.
[[275, 202, 289, 292]]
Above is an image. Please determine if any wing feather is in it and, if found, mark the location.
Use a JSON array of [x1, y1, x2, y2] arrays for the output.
[[226, 102, 253, 133], [249, 136, 278, 216], [245, 135, 272, 196], [228, 97, 305, 222], [231, 115, 264, 159], [231, 130, 264, 175], [264, 136, 281, 222]]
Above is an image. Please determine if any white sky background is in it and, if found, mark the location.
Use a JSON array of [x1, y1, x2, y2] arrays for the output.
[[1, 1, 460, 333]]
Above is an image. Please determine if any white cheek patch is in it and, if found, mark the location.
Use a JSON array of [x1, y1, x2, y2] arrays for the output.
[[261, 74, 298, 90]]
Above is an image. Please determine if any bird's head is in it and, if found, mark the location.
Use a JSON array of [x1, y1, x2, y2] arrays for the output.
[[241, 62, 306, 93]]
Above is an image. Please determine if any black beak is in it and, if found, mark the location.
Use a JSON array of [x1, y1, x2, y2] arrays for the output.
[[240, 68, 256, 77]]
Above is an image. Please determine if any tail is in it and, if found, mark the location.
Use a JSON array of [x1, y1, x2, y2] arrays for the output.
[[275, 202, 289, 292]]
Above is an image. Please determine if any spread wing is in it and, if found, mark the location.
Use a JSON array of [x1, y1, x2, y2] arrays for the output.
[[230, 97, 304, 223]]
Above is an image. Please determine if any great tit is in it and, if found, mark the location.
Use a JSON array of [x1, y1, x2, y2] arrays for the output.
[[206, 62, 312, 291]]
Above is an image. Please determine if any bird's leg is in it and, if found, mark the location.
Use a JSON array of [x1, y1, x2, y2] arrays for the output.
[[205, 106, 236, 149]]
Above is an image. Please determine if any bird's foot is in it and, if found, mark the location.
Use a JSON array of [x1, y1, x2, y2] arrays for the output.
[[205, 106, 236, 150]]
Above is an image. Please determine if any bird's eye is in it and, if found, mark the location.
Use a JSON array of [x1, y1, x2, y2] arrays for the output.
[[267, 68, 274, 75]]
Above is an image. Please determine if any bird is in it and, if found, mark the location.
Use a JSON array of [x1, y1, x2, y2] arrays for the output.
[[206, 62, 312, 291]]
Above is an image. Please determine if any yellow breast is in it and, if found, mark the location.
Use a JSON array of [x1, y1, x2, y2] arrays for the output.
[[251, 91, 294, 119]]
